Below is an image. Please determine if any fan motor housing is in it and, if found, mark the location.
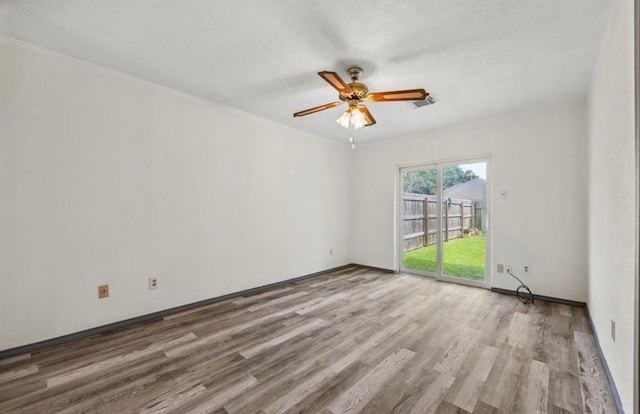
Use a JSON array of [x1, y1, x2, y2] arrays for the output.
[[339, 82, 369, 102]]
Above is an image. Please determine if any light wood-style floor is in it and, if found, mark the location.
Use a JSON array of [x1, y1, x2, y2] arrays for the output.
[[0, 266, 617, 413]]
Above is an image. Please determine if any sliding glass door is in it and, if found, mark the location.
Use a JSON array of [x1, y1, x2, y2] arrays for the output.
[[402, 166, 441, 275], [400, 159, 489, 287]]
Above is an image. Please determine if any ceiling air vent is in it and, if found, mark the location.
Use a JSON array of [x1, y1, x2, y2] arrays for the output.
[[411, 95, 436, 108]]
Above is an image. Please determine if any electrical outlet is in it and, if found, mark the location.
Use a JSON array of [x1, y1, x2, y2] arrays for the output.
[[149, 277, 158, 289], [506, 265, 512, 274], [523, 265, 531, 275], [497, 263, 504, 273], [98, 284, 109, 299], [611, 320, 616, 342]]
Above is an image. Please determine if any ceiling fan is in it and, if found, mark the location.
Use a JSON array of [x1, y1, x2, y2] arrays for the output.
[[293, 66, 429, 130]]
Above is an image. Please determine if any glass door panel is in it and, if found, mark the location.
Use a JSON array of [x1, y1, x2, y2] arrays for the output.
[[401, 167, 440, 275], [441, 162, 487, 282]]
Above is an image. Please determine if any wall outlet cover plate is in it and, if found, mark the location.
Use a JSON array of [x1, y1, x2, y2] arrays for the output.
[[98, 284, 109, 298]]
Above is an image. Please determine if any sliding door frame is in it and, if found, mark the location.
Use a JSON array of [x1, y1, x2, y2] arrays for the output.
[[396, 155, 493, 289], [634, 0, 639, 410]]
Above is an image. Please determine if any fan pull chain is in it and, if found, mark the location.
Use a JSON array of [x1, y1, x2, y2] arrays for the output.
[[349, 111, 356, 149]]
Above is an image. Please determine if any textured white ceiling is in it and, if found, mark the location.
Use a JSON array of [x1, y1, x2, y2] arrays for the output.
[[0, 0, 617, 142]]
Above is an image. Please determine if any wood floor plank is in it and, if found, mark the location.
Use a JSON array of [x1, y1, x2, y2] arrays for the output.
[[433, 326, 482, 374], [0, 353, 32, 367], [261, 317, 417, 413], [164, 298, 320, 358], [506, 312, 544, 351], [239, 318, 327, 358], [406, 370, 456, 414], [436, 400, 472, 413], [296, 361, 373, 413], [574, 331, 618, 413], [46, 332, 197, 388], [479, 344, 528, 411], [139, 382, 207, 414], [472, 401, 499, 413], [540, 331, 584, 413], [327, 348, 415, 414], [517, 359, 550, 414], [0, 267, 617, 414], [231, 286, 295, 305], [246, 291, 309, 312], [0, 365, 38, 384], [223, 332, 356, 413], [295, 292, 350, 315], [445, 344, 500, 412], [183, 375, 258, 413]]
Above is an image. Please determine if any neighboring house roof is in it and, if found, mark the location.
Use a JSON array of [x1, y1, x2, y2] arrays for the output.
[[443, 178, 486, 204]]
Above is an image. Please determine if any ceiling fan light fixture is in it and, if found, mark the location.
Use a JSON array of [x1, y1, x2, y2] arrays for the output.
[[336, 106, 366, 129], [294, 67, 427, 144], [350, 106, 366, 129], [336, 110, 352, 129]]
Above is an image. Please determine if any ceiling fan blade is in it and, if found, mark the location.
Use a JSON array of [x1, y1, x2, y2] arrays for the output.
[[366, 89, 428, 102], [360, 105, 377, 126], [318, 71, 353, 94], [293, 101, 342, 117]]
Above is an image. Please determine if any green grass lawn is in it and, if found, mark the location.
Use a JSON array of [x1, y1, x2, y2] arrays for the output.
[[403, 234, 486, 280]]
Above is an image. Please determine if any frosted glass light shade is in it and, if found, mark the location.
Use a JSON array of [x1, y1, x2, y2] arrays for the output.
[[350, 107, 365, 129], [336, 111, 351, 128], [336, 107, 366, 129]]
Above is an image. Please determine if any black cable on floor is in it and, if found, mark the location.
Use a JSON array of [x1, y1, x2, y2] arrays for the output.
[[507, 270, 536, 304]]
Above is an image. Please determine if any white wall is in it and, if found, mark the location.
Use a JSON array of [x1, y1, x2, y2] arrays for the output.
[[587, 0, 636, 410], [351, 103, 588, 302], [0, 37, 351, 351]]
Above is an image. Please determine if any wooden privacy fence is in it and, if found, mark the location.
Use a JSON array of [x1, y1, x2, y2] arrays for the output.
[[403, 193, 484, 252]]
